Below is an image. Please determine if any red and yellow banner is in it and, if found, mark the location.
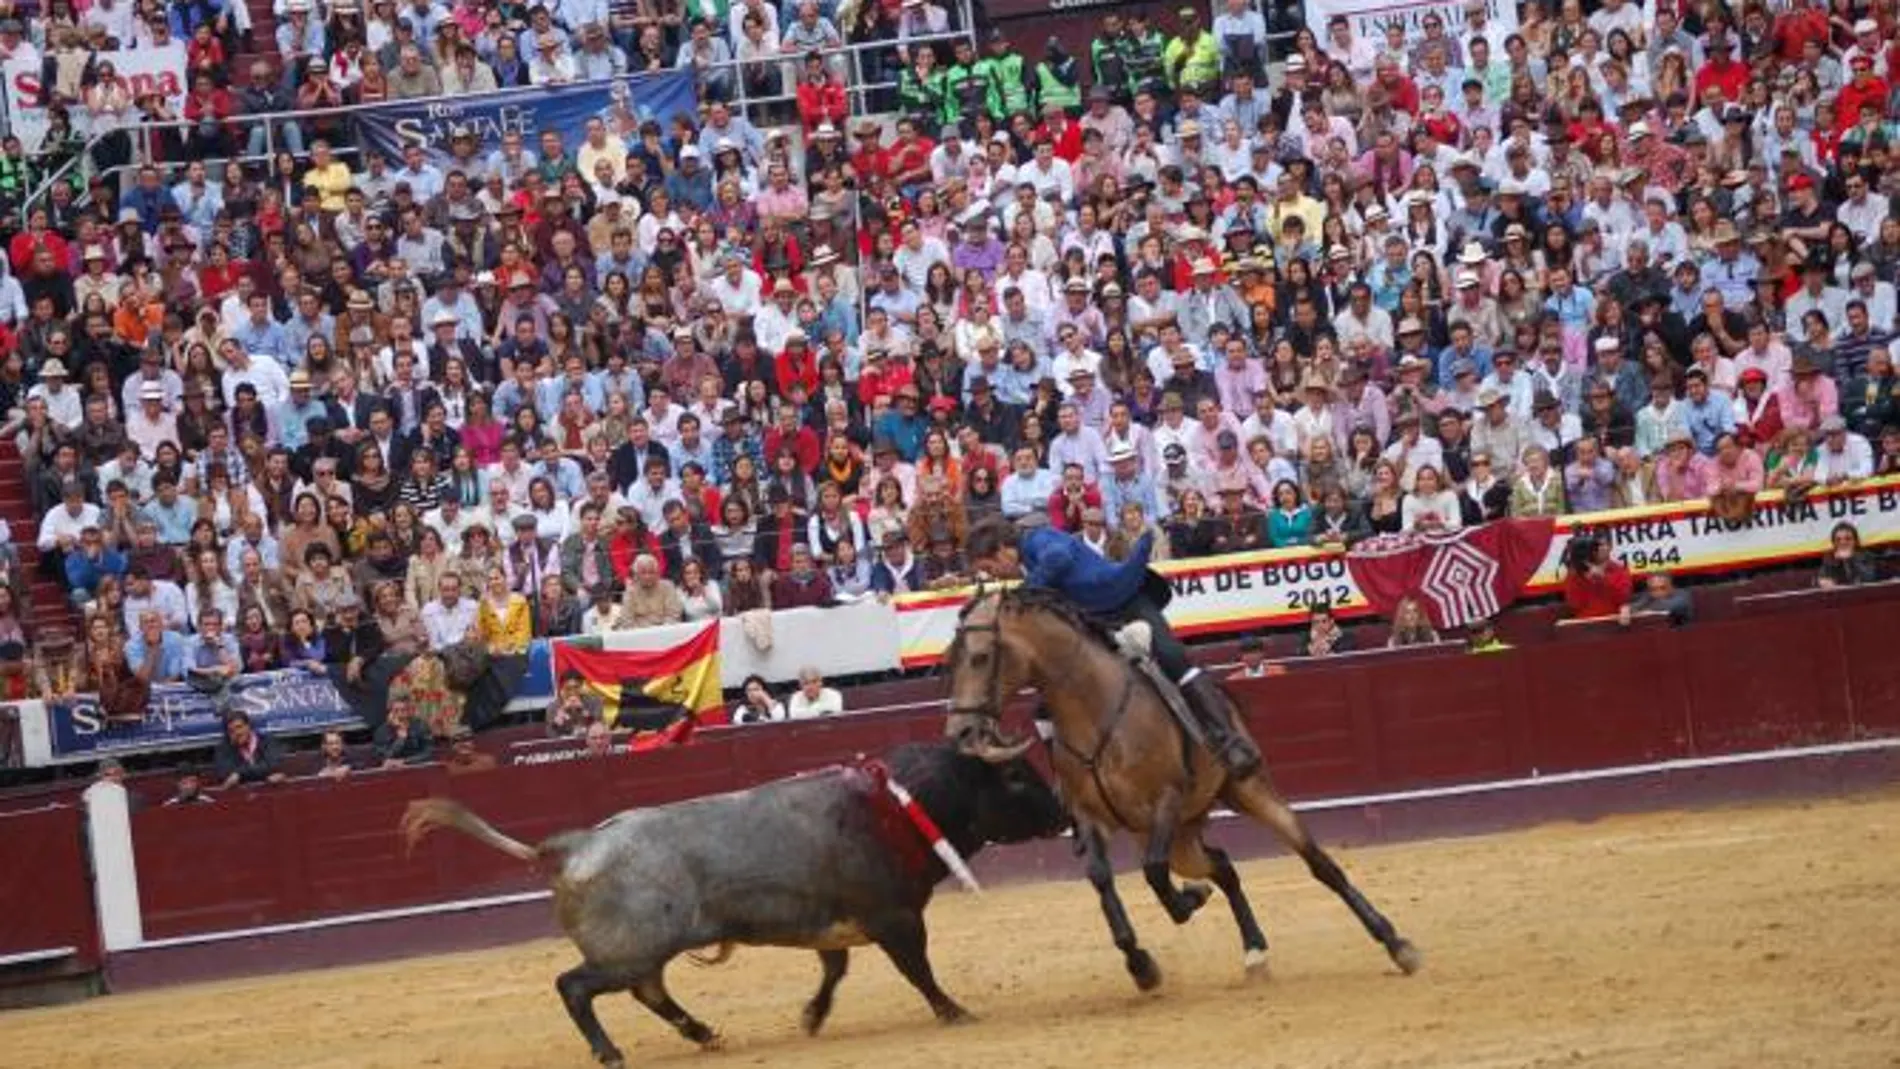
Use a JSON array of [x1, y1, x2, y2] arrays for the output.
[[553, 622, 724, 726]]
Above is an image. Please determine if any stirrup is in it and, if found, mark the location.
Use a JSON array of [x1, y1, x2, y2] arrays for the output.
[[1216, 735, 1262, 778]]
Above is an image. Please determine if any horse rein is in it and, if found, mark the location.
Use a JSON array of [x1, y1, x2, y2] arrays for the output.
[[948, 604, 1139, 830]]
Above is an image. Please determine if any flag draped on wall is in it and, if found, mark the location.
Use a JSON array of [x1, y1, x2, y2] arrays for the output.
[[552, 623, 724, 727], [1346, 520, 1557, 629]]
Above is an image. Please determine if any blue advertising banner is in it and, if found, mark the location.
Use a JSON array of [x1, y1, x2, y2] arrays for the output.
[[47, 669, 361, 761], [353, 71, 699, 168]]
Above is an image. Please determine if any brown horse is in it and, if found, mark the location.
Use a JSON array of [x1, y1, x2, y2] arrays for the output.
[[944, 586, 1420, 990]]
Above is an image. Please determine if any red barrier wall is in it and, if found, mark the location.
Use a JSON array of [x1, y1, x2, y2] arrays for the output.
[[0, 806, 99, 973], [88, 588, 1900, 945]]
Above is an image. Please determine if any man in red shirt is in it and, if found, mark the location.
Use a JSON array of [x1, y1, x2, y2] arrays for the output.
[[1835, 54, 1892, 135], [1769, 0, 1829, 62], [886, 117, 936, 196], [848, 120, 892, 184], [1692, 37, 1748, 106], [1373, 57, 1419, 115], [1036, 102, 1083, 163], [1562, 535, 1634, 621], [1046, 461, 1103, 532]]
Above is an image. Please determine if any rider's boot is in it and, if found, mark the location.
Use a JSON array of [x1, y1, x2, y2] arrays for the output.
[[1181, 669, 1261, 779]]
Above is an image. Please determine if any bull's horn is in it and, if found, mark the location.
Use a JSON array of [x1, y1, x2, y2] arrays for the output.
[[961, 730, 1036, 763]]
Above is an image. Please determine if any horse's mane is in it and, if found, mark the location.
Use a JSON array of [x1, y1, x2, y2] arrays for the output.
[[964, 584, 1122, 654]]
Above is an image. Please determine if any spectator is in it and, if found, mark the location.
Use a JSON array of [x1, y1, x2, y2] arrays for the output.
[[476, 565, 533, 655], [1562, 536, 1634, 622], [619, 553, 684, 627], [1817, 522, 1881, 588], [372, 698, 434, 767], [786, 665, 843, 718], [1629, 572, 1695, 626], [548, 671, 605, 737], [126, 608, 189, 684], [444, 724, 498, 774], [213, 711, 287, 788], [185, 608, 242, 697], [1465, 617, 1511, 654], [1229, 635, 1271, 679], [162, 771, 217, 806], [314, 730, 355, 780], [421, 572, 478, 646], [1386, 597, 1440, 648], [583, 719, 614, 757], [1300, 603, 1353, 656], [733, 673, 785, 723]]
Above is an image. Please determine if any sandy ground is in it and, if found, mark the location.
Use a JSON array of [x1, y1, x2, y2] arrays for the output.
[[7, 793, 1900, 1069]]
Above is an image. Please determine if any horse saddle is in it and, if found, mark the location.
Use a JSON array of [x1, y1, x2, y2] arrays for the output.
[[1111, 623, 1208, 758]]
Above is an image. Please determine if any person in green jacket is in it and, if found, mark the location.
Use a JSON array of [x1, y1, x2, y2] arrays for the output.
[[1164, 4, 1222, 94], [982, 29, 1035, 121], [897, 45, 949, 128], [943, 37, 992, 135], [1124, 11, 1169, 101], [1035, 36, 1082, 116], [1090, 13, 1131, 102]]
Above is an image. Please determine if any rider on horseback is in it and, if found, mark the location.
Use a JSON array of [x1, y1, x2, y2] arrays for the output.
[[967, 519, 1262, 779]]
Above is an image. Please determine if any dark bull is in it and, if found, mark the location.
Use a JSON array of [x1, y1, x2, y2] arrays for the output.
[[401, 742, 1066, 1069]]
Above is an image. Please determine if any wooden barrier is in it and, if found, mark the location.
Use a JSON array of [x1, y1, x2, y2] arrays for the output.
[[6, 586, 1899, 955], [0, 806, 98, 983]]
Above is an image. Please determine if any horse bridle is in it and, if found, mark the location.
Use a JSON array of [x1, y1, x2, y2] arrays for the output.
[[944, 617, 1004, 727]]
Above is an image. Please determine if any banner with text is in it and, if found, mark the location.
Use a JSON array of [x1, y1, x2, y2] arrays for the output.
[[894, 478, 1900, 665], [35, 669, 359, 763], [1304, 0, 1518, 50], [2, 44, 188, 152], [353, 70, 698, 168]]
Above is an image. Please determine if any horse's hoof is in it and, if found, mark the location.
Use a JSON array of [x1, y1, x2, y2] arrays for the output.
[[1242, 947, 1270, 979], [1390, 940, 1423, 976], [1128, 949, 1163, 992], [800, 1004, 827, 1036], [698, 1034, 726, 1053], [936, 1003, 977, 1026], [599, 1052, 626, 1069], [1169, 882, 1212, 923]]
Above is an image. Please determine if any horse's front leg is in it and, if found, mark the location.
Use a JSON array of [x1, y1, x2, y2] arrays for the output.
[[1142, 787, 1211, 924], [1079, 822, 1163, 992]]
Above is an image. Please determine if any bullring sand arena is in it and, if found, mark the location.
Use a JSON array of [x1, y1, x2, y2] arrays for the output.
[[7, 792, 1899, 1069]]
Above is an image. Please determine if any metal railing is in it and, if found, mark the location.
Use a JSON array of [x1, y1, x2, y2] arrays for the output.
[[15, 20, 977, 224]]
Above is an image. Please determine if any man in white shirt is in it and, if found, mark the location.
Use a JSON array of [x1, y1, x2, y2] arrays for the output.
[[28, 357, 82, 430], [704, 255, 763, 319], [1815, 416, 1874, 483], [222, 347, 291, 409], [122, 566, 190, 633], [1847, 262, 1897, 333], [37, 478, 101, 554], [786, 666, 844, 718], [420, 572, 478, 647]]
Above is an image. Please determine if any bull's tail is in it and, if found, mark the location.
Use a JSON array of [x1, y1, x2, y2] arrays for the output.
[[402, 798, 540, 863]]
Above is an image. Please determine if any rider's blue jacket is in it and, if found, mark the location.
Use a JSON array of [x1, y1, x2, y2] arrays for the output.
[[1019, 527, 1157, 615]]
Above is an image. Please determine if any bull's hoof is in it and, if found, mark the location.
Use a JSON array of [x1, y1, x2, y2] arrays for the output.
[[697, 1034, 726, 1053], [1127, 949, 1162, 992], [598, 1050, 627, 1069], [1390, 939, 1423, 976], [935, 1002, 976, 1026]]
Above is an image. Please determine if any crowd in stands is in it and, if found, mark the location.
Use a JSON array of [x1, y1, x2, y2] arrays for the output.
[[0, 0, 1896, 742]]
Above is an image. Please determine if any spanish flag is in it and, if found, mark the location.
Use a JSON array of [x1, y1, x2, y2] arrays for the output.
[[552, 622, 725, 728]]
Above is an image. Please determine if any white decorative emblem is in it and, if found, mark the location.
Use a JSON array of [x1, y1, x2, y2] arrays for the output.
[[1419, 539, 1500, 626]]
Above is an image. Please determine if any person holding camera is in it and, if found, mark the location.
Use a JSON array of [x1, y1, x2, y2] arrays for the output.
[[1561, 534, 1633, 623]]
